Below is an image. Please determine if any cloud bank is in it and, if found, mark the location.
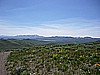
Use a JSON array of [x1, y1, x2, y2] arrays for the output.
[[0, 18, 100, 38]]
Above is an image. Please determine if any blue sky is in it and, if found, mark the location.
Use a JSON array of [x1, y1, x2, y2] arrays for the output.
[[0, 0, 100, 37]]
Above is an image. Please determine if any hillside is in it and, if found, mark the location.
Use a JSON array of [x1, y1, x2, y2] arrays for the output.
[[0, 39, 53, 50], [5, 41, 100, 75], [0, 39, 35, 50]]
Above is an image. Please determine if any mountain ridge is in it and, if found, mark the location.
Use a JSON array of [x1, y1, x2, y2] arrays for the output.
[[0, 35, 100, 50], [0, 35, 99, 39]]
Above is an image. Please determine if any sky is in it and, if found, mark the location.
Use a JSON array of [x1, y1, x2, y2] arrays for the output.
[[0, 0, 100, 38]]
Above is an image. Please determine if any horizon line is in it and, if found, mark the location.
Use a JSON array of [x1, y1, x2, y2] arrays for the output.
[[0, 34, 100, 38]]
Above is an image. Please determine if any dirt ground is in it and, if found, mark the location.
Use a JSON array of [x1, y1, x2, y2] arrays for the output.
[[0, 52, 10, 75]]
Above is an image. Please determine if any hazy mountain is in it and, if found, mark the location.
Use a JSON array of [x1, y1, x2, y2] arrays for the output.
[[0, 35, 100, 43], [0, 35, 44, 39], [0, 35, 100, 50], [37, 36, 100, 44]]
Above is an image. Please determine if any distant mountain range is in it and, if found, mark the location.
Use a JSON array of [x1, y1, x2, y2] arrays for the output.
[[0, 35, 100, 43], [0, 35, 100, 50], [0, 35, 44, 39], [0, 35, 99, 39]]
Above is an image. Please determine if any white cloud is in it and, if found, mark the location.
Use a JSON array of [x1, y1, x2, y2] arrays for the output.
[[0, 18, 100, 38]]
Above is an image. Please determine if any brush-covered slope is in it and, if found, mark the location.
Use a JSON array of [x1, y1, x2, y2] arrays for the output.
[[0, 39, 35, 50], [5, 41, 100, 75]]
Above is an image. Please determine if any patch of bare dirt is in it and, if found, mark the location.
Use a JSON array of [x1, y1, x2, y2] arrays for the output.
[[0, 52, 10, 75]]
